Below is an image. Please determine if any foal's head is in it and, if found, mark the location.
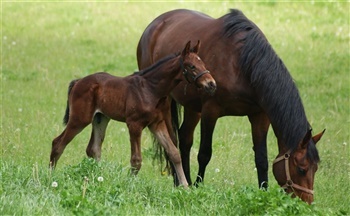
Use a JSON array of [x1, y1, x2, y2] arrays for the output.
[[180, 41, 216, 95]]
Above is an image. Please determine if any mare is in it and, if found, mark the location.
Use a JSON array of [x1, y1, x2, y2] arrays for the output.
[[50, 41, 217, 187], [137, 9, 325, 203]]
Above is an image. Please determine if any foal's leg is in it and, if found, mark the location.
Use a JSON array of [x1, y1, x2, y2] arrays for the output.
[[149, 121, 188, 187], [248, 113, 270, 189], [127, 122, 143, 175], [164, 106, 179, 186], [50, 120, 89, 168], [178, 108, 201, 185], [86, 113, 110, 161]]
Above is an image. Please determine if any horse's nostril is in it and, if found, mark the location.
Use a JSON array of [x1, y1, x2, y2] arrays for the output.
[[206, 81, 217, 95]]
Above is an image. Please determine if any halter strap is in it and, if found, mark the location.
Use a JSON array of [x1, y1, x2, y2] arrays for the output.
[[193, 70, 210, 82], [180, 57, 210, 84], [273, 150, 314, 195]]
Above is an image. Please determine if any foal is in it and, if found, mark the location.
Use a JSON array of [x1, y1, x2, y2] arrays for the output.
[[50, 41, 217, 187]]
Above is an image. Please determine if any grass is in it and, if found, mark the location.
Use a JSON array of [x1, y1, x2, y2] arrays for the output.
[[1, 1, 349, 215], [1, 158, 327, 215]]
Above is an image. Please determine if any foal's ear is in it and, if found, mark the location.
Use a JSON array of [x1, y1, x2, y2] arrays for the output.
[[312, 129, 326, 145], [182, 41, 191, 57], [192, 40, 201, 54]]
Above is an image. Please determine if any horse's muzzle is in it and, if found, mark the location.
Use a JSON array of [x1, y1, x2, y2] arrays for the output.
[[204, 80, 217, 96]]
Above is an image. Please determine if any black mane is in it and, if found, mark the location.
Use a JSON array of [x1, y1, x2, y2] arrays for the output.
[[135, 53, 179, 75], [223, 9, 319, 162]]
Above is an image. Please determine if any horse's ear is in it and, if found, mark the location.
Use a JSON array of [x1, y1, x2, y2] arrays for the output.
[[182, 41, 191, 57], [301, 129, 312, 149], [312, 129, 325, 145], [192, 40, 201, 54]]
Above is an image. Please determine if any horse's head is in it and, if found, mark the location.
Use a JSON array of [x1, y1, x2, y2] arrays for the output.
[[180, 40, 217, 95], [273, 129, 325, 204]]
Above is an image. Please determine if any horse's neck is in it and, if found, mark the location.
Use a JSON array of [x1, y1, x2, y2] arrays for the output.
[[142, 59, 182, 97]]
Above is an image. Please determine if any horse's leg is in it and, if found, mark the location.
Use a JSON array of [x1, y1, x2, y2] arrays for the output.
[[164, 102, 180, 186], [178, 107, 201, 185], [86, 113, 110, 161], [149, 120, 188, 187], [50, 121, 88, 168], [248, 112, 270, 189], [195, 105, 220, 186], [127, 122, 143, 175]]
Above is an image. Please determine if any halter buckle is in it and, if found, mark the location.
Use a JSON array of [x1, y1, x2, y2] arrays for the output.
[[286, 180, 294, 187]]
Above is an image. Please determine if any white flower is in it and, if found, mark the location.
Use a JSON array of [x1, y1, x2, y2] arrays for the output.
[[51, 181, 58, 188], [97, 176, 104, 182], [215, 168, 220, 173]]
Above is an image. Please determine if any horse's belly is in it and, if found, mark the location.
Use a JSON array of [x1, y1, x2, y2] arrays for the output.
[[221, 101, 262, 116]]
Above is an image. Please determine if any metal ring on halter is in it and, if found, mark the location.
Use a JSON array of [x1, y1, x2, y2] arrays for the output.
[[286, 180, 294, 187]]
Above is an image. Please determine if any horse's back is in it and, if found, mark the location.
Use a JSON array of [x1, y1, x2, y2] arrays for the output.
[[137, 9, 217, 69]]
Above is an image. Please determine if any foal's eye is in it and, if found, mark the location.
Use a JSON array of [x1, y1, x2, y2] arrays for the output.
[[190, 65, 196, 70], [297, 167, 307, 175]]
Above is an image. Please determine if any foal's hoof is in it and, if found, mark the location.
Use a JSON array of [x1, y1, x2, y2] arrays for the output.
[[178, 183, 189, 189], [49, 161, 55, 170]]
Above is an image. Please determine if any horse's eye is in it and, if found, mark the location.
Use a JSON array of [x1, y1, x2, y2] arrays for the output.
[[297, 167, 307, 176], [190, 65, 196, 70]]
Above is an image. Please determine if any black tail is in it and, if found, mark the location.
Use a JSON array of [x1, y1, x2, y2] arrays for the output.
[[170, 98, 182, 147], [63, 79, 79, 125]]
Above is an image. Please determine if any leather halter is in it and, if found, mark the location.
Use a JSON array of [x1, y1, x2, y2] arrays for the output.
[[180, 58, 210, 84], [273, 150, 314, 195]]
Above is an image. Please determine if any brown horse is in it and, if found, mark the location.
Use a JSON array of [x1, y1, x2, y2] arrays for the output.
[[137, 9, 325, 203], [50, 41, 217, 187]]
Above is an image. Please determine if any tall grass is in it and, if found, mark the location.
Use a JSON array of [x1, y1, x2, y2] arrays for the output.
[[1, 2, 349, 215]]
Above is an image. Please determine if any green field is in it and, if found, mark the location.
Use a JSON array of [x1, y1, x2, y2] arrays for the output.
[[1, 2, 349, 215]]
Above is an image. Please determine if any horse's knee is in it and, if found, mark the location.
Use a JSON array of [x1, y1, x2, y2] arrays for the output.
[[168, 151, 182, 165], [197, 149, 212, 166]]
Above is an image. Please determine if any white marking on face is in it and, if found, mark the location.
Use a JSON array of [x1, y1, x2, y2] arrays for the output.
[[196, 56, 201, 61]]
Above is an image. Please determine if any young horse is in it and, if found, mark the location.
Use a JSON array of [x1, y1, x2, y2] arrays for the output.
[[50, 41, 217, 187], [137, 9, 325, 203]]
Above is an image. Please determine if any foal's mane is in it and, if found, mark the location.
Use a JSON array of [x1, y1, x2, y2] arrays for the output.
[[223, 9, 319, 162], [135, 53, 179, 76]]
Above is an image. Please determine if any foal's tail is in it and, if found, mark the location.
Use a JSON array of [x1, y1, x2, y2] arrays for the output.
[[63, 79, 79, 125]]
